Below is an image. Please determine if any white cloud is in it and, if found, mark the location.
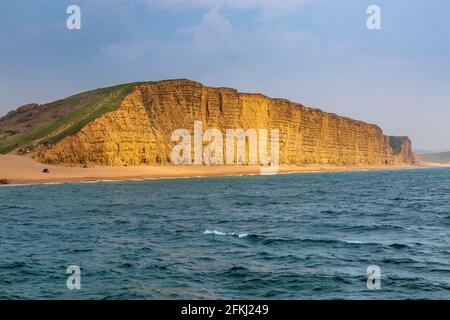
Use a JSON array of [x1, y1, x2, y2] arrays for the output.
[[181, 7, 234, 52], [101, 7, 233, 60], [101, 4, 316, 63]]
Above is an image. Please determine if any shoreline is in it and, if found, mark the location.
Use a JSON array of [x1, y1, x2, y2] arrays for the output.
[[0, 155, 448, 185]]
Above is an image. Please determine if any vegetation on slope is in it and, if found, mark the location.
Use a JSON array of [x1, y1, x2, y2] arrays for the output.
[[421, 151, 450, 163], [0, 83, 140, 154]]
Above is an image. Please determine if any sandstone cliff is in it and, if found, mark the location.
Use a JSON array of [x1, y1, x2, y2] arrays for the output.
[[388, 136, 416, 165], [35, 80, 415, 166]]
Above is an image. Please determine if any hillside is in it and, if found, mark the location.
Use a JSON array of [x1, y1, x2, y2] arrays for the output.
[[0, 83, 140, 154], [421, 151, 450, 163], [0, 79, 416, 167]]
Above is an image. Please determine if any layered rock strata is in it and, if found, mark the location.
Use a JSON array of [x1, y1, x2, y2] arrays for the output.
[[36, 80, 415, 166]]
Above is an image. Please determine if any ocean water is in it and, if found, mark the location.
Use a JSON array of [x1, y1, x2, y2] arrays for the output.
[[1, 168, 450, 300]]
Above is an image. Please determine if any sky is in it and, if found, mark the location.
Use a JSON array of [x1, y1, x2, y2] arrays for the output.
[[0, 0, 449, 150]]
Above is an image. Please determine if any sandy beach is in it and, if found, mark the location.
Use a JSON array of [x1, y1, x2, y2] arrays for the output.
[[0, 154, 446, 185]]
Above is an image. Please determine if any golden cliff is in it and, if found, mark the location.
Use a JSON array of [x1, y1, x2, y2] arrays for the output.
[[35, 80, 416, 167]]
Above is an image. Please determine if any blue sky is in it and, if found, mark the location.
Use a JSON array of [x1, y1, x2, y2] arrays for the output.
[[0, 0, 449, 150]]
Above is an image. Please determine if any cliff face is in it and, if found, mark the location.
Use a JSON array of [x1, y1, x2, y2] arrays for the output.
[[388, 136, 416, 164], [36, 80, 415, 166]]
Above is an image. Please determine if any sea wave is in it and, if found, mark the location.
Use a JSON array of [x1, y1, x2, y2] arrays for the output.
[[237, 234, 414, 248], [203, 230, 249, 238]]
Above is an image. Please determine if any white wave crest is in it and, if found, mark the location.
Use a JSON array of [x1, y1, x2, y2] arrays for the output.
[[203, 230, 248, 238]]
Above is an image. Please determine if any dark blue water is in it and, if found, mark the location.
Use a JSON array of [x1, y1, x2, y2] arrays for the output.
[[1, 168, 450, 299]]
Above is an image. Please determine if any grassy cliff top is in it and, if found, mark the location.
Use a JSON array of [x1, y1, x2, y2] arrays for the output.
[[0, 83, 140, 154], [421, 151, 450, 163]]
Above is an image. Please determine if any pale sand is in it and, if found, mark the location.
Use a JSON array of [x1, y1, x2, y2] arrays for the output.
[[0, 155, 447, 185]]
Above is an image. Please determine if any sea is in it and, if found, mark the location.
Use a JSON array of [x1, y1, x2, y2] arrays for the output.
[[1, 168, 449, 299]]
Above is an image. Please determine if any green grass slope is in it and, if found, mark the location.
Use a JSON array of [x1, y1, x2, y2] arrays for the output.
[[0, 83, 141, 154], [421, 151, 450, 163]]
